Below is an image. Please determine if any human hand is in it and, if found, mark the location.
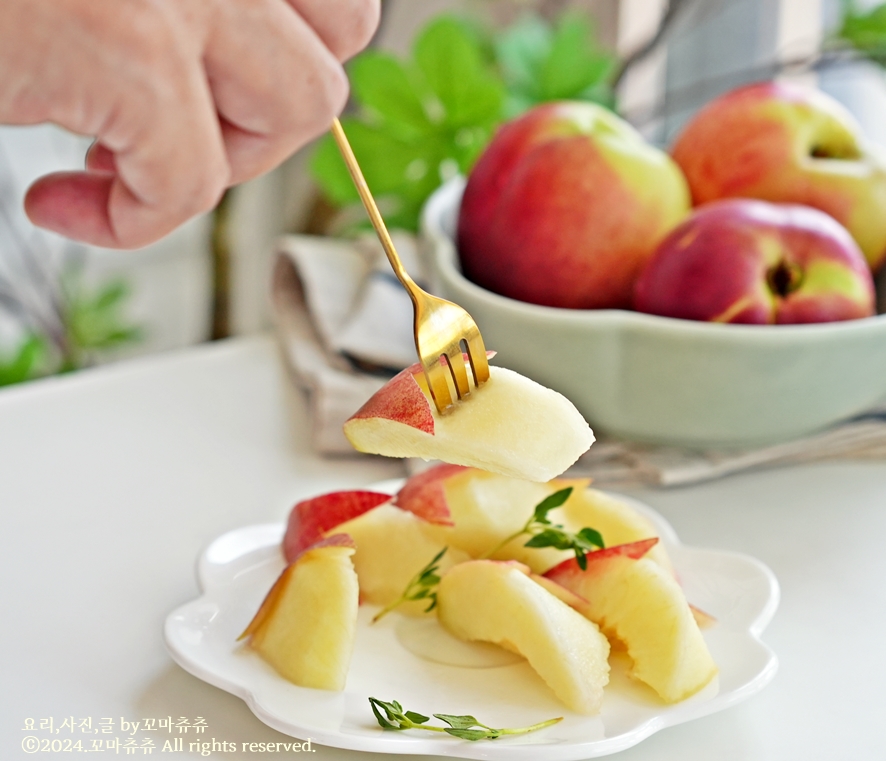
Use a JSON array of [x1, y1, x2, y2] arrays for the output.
[[0, 0, 379, 248]]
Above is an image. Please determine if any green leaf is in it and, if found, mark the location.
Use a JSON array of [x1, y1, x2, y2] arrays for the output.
[[308, 9, 618, 233], [444, 728, 495, 741], [349, 52, 433, 133], [368, 698, 401, 731], [61, 275, 142, 360], [495, 14, 551, 96], [311, 119, 427, 205], [434, 714, 480, 729], [343, 123, 426, 195], [0, 334, 47, 386], [494, 13, 616, 116], [525, 527, 573, 550], [541, 14, 615, 101], [414, 16, 505, 128], [310, 120, 456, 232], [576, 527, 605, 550], [307, 13, 510, 231], [533, 487, 574, 522], [839, 2, 886, 54], [93, 280, 129, 311]]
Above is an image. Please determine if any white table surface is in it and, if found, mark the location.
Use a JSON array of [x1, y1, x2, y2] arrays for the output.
[[2, 334, 884, 760]]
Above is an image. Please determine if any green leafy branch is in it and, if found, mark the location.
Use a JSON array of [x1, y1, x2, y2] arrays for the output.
[[369, 698, 561, 741], [371, 547, 447, 623], [482, 487, 605, 570]]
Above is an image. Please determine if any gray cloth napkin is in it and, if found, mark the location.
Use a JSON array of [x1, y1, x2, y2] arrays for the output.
[[271, 232, 421, 455], [271, 233, 886, 486]]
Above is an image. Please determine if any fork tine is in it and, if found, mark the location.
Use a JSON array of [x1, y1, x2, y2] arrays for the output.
[[423, 358, 455, 411], [444, 344, 471, 400], [463, 332, 490, 386]]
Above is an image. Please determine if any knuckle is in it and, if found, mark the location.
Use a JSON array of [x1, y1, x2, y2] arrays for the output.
[[277, 64, 348, 162], [187, 160, 229, 214], [118, 2, 181, 64], [327, 0, 381, 60], [322, 60, 350, 116], [289, 56, 349, 135], [247, 57, 348, 145], [349, 0, 382, 56]]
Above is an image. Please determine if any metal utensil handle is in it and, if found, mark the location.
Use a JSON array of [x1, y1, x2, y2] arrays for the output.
[[330, 118, 417, 293]]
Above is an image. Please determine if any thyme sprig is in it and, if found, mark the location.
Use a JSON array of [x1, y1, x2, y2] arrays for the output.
[[482, 487, 605, 570], [371, 547, 447, 623], [373, 489, 604, 624], [369, 697, 562, 741]]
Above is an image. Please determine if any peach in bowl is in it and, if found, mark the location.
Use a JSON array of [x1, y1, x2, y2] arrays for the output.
[[420, 177, 886, 449]]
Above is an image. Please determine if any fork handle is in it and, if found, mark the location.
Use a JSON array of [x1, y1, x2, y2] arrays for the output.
[[330, 118, 417, 294]]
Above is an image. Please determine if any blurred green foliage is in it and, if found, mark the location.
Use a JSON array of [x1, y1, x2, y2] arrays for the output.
[[0, 334, 46, 386], [59, 277, 143, 373], [0, 275, 142, 388], [496, 13, 616, 117], [310, 13, 617, 232], [837, 1, 886, 63]]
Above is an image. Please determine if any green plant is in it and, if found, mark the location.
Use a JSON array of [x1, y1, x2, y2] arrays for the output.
[[496, 12, 616, 117], [310, 12, 617, 232], [838, 1, 886, 57], [59, 276, 143, 372], [0, 273, 142, 388], [0, 334, 47, 387], [311, 16, 504, 232]]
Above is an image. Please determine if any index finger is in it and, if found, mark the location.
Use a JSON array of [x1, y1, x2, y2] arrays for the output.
[[26, 19, 229, 248]]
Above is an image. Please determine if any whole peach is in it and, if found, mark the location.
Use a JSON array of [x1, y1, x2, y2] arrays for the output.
[[457, 101, 690, 309]]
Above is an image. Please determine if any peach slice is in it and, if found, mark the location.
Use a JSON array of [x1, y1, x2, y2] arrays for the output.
[[283, 490, 392, 562], [334, 503, 470, 614], [390, 463, 466, 525], [343, 360, 594, 482], [436, 559, 610, 715], [545, 539, 717, 703], [240, 535, 359, 691]]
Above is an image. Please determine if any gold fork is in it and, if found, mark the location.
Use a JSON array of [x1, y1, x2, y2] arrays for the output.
[[330, 118, 490, 412]]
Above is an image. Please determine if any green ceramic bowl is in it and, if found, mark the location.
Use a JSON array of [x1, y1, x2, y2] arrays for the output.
[[420, 178, 886, 449]]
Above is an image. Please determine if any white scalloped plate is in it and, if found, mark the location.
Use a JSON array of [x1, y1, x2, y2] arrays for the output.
[[165, 481, 779, 760]]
